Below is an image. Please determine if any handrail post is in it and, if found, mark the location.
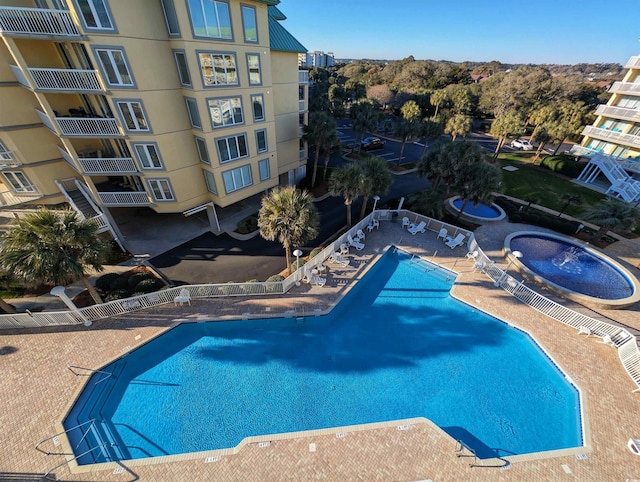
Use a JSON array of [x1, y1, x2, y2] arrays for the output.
[[50, 286, 91, 326]]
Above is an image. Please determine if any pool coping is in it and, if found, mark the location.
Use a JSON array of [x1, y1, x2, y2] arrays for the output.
[[446, 196, 507, 223]]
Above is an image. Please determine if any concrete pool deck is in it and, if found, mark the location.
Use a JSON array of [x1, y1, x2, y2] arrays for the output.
[[2, 220, 640, 481]]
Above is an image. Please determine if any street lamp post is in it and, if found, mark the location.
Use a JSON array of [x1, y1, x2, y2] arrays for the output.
[[293, 249, 303, 286], [494, 250, 523, 287], [372, 195, 380, 213]]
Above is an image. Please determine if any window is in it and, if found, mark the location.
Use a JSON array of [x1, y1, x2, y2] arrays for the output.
[[216, 134, 248, 163], [116, 101, 149, 132], [95, 48, 133, 87], [173, 51, 191, 86], [148, 179, 175, 201], [199, 52, 238, 86], [0, 140, 13, 162], [203, 170, 217, 194], [251, 94, 264, 122], [222, 165, 252, 193], [258, 158, 270, 181], [133, 143, 163, 169], [187, 0, 232, 39], [241, 5, 257, 42], [255, 129, 267, 153], [185, 97, 202, 129], [160, 0, 180, 36], [194, 137, 209, 164], [3, 171, 35, 192], [246, 53, 261, 85], [208, 97, 243, 128], [77, 0, 113, 30]]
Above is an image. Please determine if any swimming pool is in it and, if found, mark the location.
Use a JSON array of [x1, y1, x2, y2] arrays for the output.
[[64, 248, 582, 464], [448, 196, 506, 222]]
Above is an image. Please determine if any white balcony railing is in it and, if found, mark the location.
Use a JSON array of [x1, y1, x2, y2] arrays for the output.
[[55, 116, 121, 137], [0, 7, 80, 37], [97, 191, 151, 206], [582, 125, 640, 149], [609, 81, 640, 95], [625, 56, 640, 69], [28, 68, 103, 92], [298, 70, 309, 84], [595, 104, 640, 122], [78, 157, 137, 174], [0, 186, 42, 207], [0, 158, 21, 169], [299, 148, 306, 161], [569, 145, 598, 158], [298, 99, 306, 112]]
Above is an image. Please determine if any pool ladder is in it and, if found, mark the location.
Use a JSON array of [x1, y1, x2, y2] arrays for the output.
[[455, 440, 478, 467], [67, 365, 113, 384]]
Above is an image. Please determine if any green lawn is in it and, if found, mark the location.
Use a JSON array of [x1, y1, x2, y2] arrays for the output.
[[498, 157, 606, 217]]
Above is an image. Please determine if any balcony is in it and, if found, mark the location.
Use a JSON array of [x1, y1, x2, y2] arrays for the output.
[[38, 110, 122, 137], [0, 153, 20, 169], [97, 191, 151, 206], [0, 186, 43, 207], [298, 99, 306, 112], [0, 6, 80, 38], [58, 147, 137, 174], [609, 81, 640, 96], [595, 105, 640, 123], [582, 125, 640, 149], [11, 65, 105, 93], [298, 70, 309, 84], [299, 148, 306, 161], [625, 56, 640, 69]]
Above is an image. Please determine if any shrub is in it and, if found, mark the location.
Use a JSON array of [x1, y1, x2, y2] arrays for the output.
[[134, 278, 165, 293], [127, 272, 154, 289], [104, 289, 131, 302], [539, 155, 584, 177], [245, 279, 259, 283], [95, 273, 120, 291], [109, 276, 129, 291], [236, 214, 258, 234], [309, 247, 324, 259], [266, 274, 285, 282]]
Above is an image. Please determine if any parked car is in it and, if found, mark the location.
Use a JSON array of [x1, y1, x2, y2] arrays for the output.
[[361, 136, 386, 151], [510, 138, 534, 150]]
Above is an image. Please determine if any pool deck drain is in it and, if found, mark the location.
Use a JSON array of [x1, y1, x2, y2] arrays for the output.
[[2, 221, 640, 481]]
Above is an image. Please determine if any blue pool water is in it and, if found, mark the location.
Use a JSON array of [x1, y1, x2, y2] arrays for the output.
[[452, 198, 502, 218], [509, 234, 634, 300], [65, 249, 582, 464]]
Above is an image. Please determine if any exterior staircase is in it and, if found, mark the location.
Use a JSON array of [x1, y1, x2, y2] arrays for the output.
[[577, 154, 640, 203]]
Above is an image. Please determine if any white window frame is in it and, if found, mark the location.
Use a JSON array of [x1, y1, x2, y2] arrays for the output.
[[116, 100, 150, 132], [255, 129, 267, 153], [258, 158, 270, 181], [148, 178, 175, 201], [188, 0, 232, 40], [216, 134, 248, 163], [133, 143, 163, 170], [3, 171, 35, 192], [194, 137, 210, 164], [95, 48, 134, 87], [173, 50, 191, 86], [77, 0, 114, 30], [203, 169, 218, 194], [241, 4, 258, 43], [0, 140, 13, 162], [246, 53, 261, 85], [222, 164, 252, 193], [199, 52, 238, 87], [208, 97, 244, 128], [185, 97, 202, 129], [251, 94, 265, 122]]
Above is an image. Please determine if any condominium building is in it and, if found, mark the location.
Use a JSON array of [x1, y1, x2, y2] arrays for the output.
[[0, 0, 308, 245], [572, 54, 640, 203], [298, 51, 334, 69]]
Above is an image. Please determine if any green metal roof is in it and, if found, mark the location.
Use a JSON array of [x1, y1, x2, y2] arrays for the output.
[[255, 0, 280, 6], [268, 5, 287, 20], [268, 12, 306, 53]]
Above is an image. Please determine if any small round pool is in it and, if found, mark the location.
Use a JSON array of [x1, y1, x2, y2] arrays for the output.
[[447, 196, 506, 223], [504, 231, 640, 309]]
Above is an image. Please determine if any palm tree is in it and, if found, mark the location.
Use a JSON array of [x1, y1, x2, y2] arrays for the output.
[[406, 187, 446, 219], [451, 162, 503, 221], [394, 119, 419, 168], [350, 100, 380, 152], [258, 186, 319, 275], [418, 119, 444, 159], [430, 88, 448, 120], [359, 156, 393, 219], [303, 111, 336, 187], [329, 163, 364, 228], [0, 209, 110, 305], [444, 114, 472, 141], [490, 110, 523, 159], [557, 193, 581, 216], [582, 198, 639, 242], [321, 130, 341, 181]]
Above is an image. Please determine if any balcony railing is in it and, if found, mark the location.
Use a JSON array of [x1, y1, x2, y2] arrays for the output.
[[0, 151, 20, 169], [299, 148, 306, 161], [97, 191, 151, 206], [595, 104, 640, 122], [625, 56, 640, 69], [298, 99, 306, 112], [0, 7, 80, 37], [0, 186, 43, 207], [298, 70, 309, 84], [78, 157, 137, 174], [609, 81, 640, 95], [28, 67, 103, 92], [582, 125, 640, 149]]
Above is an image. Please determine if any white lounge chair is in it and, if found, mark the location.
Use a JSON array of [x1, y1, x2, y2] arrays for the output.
[[445, 233, 465, 249], [599, 334, 616, 347], [407, 221, 426, 235], [437, 228, 448, 241], [628, 438, 640, 455], [466, 250, 478, 261], [328, 252, 349, 267], [339, 243, 350, 256], [367, 218, 379, 231], [303, 268, 326, 287], [401, 217, 411, 229], [355, 229, 366, 242], [473, 261, 486, 272], [347, 234, 365, 251], [173, 288, 191, 306], [577, 326, 592, 337]]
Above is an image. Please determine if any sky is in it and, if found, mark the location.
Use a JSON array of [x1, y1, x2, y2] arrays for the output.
[[278, 0, 639, 65]]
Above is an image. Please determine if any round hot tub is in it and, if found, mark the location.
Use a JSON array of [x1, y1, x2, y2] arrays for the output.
[[447, 196, 506, 223], [504, 231, 640, 309]]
